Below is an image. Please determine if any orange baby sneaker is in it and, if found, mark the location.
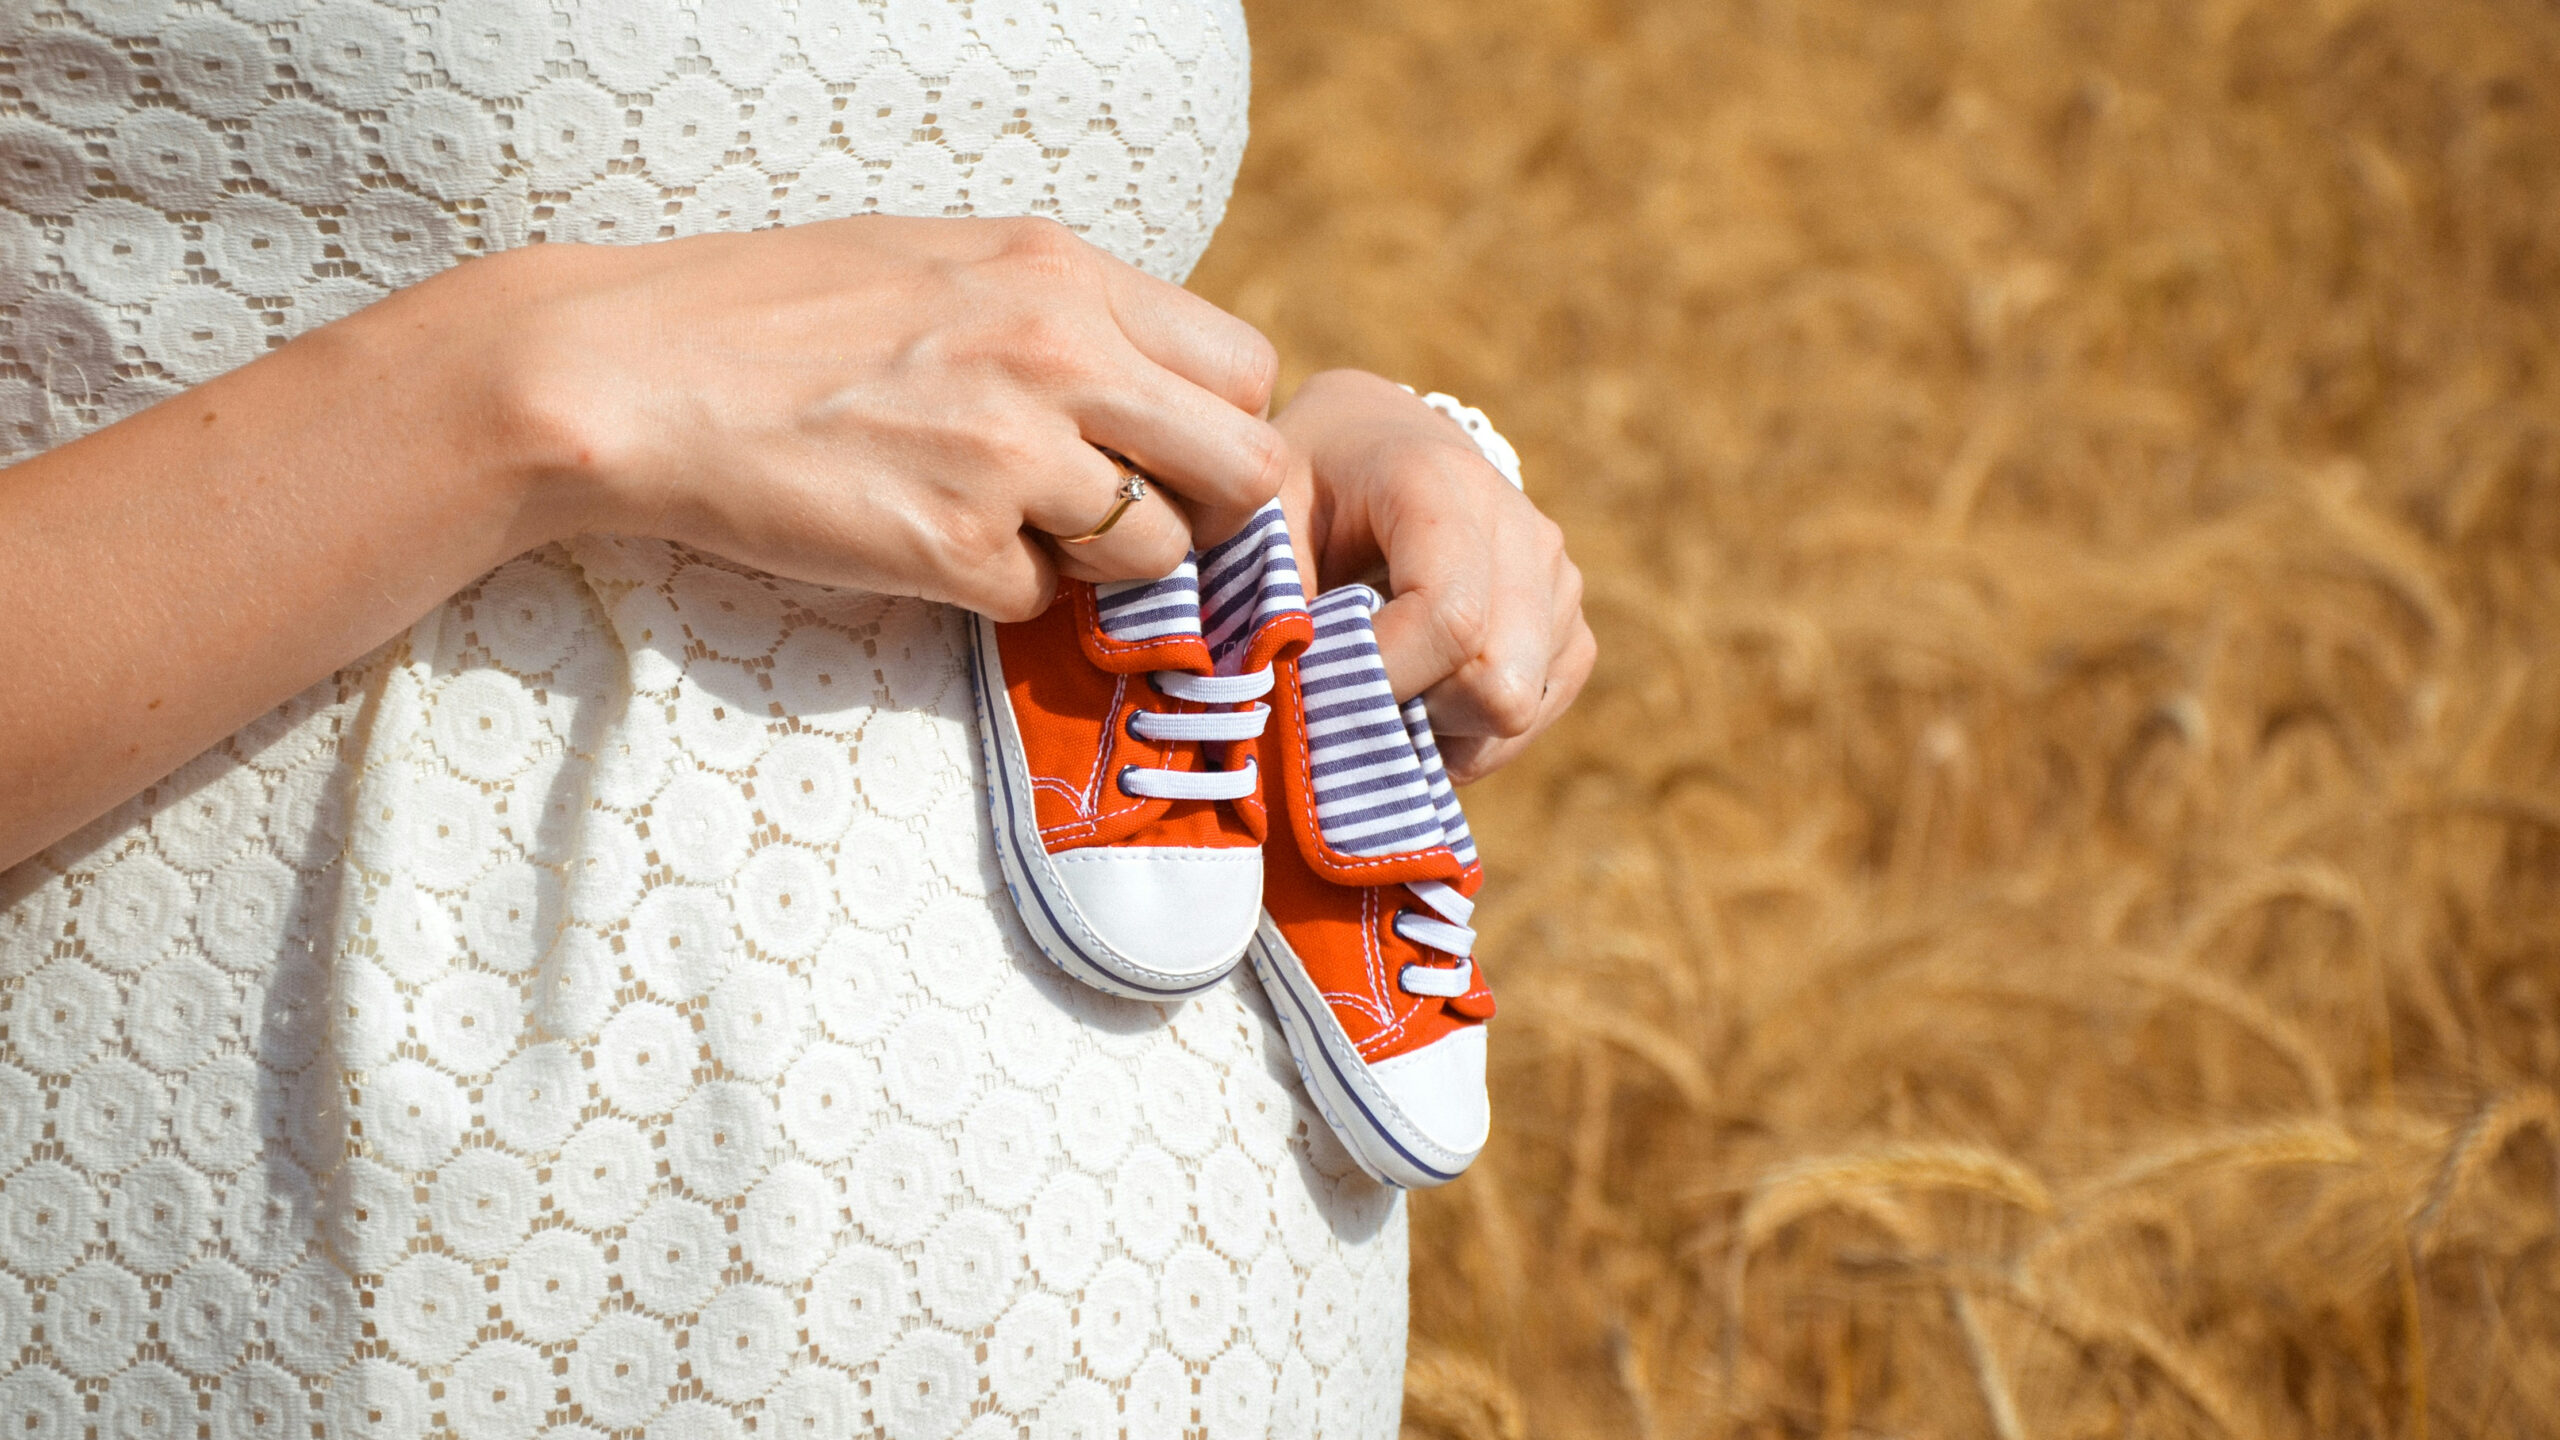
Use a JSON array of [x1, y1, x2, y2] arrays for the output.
[[970, 502, 1312, 999], [1251, 582, 1496, 1188]]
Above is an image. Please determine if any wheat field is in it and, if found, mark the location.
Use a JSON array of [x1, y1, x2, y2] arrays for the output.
[[1187, 0, 2560, 1436]]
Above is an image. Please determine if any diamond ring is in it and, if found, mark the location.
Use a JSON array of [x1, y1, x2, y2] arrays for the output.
[[1058, 448, 1151, 545]]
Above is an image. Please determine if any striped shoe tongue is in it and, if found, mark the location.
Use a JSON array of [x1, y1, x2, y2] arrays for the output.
[[1092, 559, 1201, 647], [1401, 688, 1479, 871], [1300, 585, 1477, 865], [1199, 502, 1307, 676], [1091, 502, 1307, 671]]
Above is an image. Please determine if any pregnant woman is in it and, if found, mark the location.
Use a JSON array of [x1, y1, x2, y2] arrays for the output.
[[0, 2, 1590, 1436]]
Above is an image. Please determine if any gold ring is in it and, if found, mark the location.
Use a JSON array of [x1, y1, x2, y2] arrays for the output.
[[1058, 449, 1150, 545]]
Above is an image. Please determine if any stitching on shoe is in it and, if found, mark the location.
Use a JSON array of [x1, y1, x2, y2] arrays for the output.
[[1048, 849, 1259, 869], [1074, 582, 1213, 667], [1033, 671, 1180, 847], [975, 617, 1243, 992], [1074, 671, 1129, 814], [1260, 925, 1476, 1180]]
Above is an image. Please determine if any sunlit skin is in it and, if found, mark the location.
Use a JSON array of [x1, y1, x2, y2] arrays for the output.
[[0, 216, 1590, 870], [1276, 368, 1594, 784]]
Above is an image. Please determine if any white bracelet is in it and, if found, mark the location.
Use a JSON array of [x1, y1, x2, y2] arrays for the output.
[[1402, 386, 1526, 492]]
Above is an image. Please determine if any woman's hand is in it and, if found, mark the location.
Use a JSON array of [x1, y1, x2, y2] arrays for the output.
[[0, 215, 1285, 869], [1275, 369, 1594, 783], [491, 215, 1287, 619]]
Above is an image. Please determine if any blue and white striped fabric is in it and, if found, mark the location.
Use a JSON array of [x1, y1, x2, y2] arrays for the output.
[[1402, 694, 1478, 869], [1093, 560, 1201, 647], [1199, 503, 1306, 675], [1300, 585, 1474, 861], [1093, 501, 1306, 671]]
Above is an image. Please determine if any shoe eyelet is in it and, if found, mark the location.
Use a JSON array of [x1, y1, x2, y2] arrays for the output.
[[1124, 708, 1149, 742], [1113, 764, 1140, 797]]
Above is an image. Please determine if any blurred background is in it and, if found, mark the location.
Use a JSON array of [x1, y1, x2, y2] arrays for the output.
[[1190, 0, 2560, 1436]]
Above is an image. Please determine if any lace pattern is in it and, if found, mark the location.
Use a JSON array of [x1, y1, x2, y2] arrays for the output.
[[0, 3, 1412, 1436], [0, 0, 1247, 454]]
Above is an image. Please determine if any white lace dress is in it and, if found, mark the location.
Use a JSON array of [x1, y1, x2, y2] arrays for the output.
[[0, 5, 1409, 1437]]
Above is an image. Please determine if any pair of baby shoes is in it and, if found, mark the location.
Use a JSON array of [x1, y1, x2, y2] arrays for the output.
[[968, 502, 1494, 1189]]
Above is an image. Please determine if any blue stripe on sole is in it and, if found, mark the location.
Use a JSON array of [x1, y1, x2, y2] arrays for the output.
[[968, 615, 1235, 1002]]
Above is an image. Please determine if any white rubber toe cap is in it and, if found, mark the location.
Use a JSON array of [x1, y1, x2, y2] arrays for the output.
[[1367, 1024, 1491, 1162], [1049, 846, 1262, 987]]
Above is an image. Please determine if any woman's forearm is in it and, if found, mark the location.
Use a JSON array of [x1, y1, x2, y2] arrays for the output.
[[0, 254, 576, 870], [0, 217, 1291, 871]]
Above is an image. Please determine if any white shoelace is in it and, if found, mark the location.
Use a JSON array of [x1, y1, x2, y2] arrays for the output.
[[1116, 667, 1273, 802], [1392, 877, 1478, 997]]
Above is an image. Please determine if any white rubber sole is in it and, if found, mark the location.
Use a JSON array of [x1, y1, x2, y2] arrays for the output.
[[967, 612, 1252, 1001], [1247, 915, 1482, 1189]]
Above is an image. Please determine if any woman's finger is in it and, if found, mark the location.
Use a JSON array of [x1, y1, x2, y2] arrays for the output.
[[1005, 428, 1195, 582], [1371, 564, 1490, 708], [1073, 356, 1290, 545], [1366, 479, 1582, 734], [1433, 621, 1597, 784], [1404, 607, 1552, 739], [936, 527, 1061, 624], [1037, 449, 1198, 585], [1098, 260, 1281, 417], [1364, 466, 1513, 702]]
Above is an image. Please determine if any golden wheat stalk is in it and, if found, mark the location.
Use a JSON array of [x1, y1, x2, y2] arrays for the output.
[[2411, 1087, 2560, 1252], [1740, 1143, 2057, 1253], [2115, 958, 2345, 1114], [1403, 1342, 1532, 1440], [2077, 1119, 2363, 1199], [1224, 0, 2560, 1432], [2008, 1278, 2268, 1440], [1946, 1283, 2030, 1440], [1511, 992, 1718, 1111]]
